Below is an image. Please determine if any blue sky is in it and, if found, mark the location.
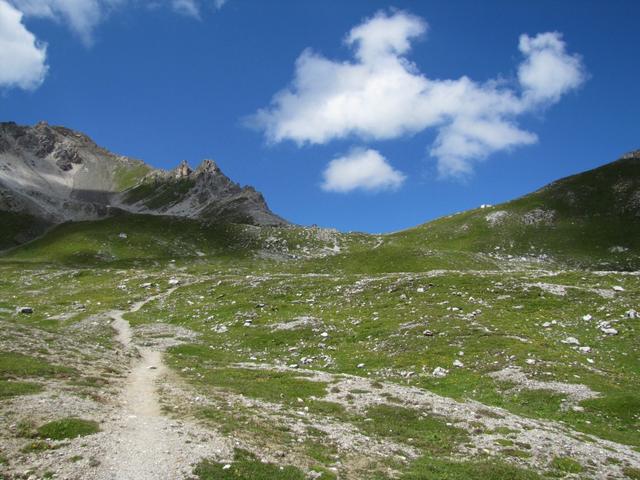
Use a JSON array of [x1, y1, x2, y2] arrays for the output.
[[1, 0, 639, 232]]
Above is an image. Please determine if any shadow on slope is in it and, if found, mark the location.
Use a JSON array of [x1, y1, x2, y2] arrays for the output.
[[0, 213, 263, 268]]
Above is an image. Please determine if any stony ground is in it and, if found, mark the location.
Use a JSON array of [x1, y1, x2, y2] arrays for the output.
[[0, 261, 639, 480]]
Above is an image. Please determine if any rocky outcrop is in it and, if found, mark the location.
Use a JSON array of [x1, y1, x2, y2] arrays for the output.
[[0, 122, 288, 243], [117, 158, 286, 226]]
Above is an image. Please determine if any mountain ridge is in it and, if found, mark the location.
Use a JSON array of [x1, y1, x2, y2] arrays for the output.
[[0, 121, 286, 247]]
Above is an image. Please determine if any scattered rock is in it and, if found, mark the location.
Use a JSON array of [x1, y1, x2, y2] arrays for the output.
[[625, 309, 638, 319], [522, 208, 555, 226], [432, 367, 449, 378], [612, 285, 625, 292], [562, 337, 580, 346], [485, 210, 509, 226], [15, 306, 33, 314]]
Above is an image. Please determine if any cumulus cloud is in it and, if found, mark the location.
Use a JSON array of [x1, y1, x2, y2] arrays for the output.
[[0, 0, 48, 90], [321, 148, 406, 193], [251, 10, 586, 178], [518, 32, 586, 105]]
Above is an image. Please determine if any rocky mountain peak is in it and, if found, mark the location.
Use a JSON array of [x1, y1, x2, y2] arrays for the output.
[[0, 122, 287, 238], [196, 159, 220, 175], [173, 160, 192, 178]]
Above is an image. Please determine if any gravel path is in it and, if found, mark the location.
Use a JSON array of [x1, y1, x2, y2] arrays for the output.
[[92, 294, 232, 480]]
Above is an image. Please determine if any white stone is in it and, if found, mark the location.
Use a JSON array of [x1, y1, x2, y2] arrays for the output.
[[357, 363, 365, 369], [453, 359, 464, 368], [526, 358, 536, 365], [118, 232, 128, 239], [601, 327, 618, 335], [578, 346, 591, 353], [612, 285, 625, 292], [432, 367, 449, 377], [562, 337, 580, 346], [625, 309, 637, 319], [582, 314, 593, 321]]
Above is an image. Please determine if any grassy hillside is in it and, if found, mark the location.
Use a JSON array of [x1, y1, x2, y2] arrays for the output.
[[1, 214, 259, 267], [384, 156, 640, 270]]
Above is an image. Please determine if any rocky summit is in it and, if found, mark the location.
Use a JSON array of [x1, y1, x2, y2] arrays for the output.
[[0, 122, 286, 246]]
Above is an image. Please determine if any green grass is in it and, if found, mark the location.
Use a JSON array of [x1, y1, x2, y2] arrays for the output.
[[0, 379, 42, 398], [358, 405, 468, 455], [168, 356, 327, 404], [113, 162, 151, 191], [549, 456, 584, 474], [36, 418, 100, 440], [401, 455, 541, 479], [1, 213, 263, 267], [0, 352, 75, 379], [122, 177, 195, 209], [623, 467, 640, 479], [194, 449, 306, 480]]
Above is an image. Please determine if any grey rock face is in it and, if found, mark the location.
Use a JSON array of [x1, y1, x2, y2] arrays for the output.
[[0, 121, 287, 237]]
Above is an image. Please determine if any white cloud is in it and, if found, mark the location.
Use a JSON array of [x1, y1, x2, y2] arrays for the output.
[[518, 32, 586, 105], [171, 0, 199, 17], [8, 0, 228, 44], [0, 0, 48, 90], [252, 10, 586, 178], [9, 0, 112, 45], [321, 148, 406, 193]]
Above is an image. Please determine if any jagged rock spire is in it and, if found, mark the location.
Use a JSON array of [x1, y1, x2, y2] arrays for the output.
[[174, 160, 192, 178]]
